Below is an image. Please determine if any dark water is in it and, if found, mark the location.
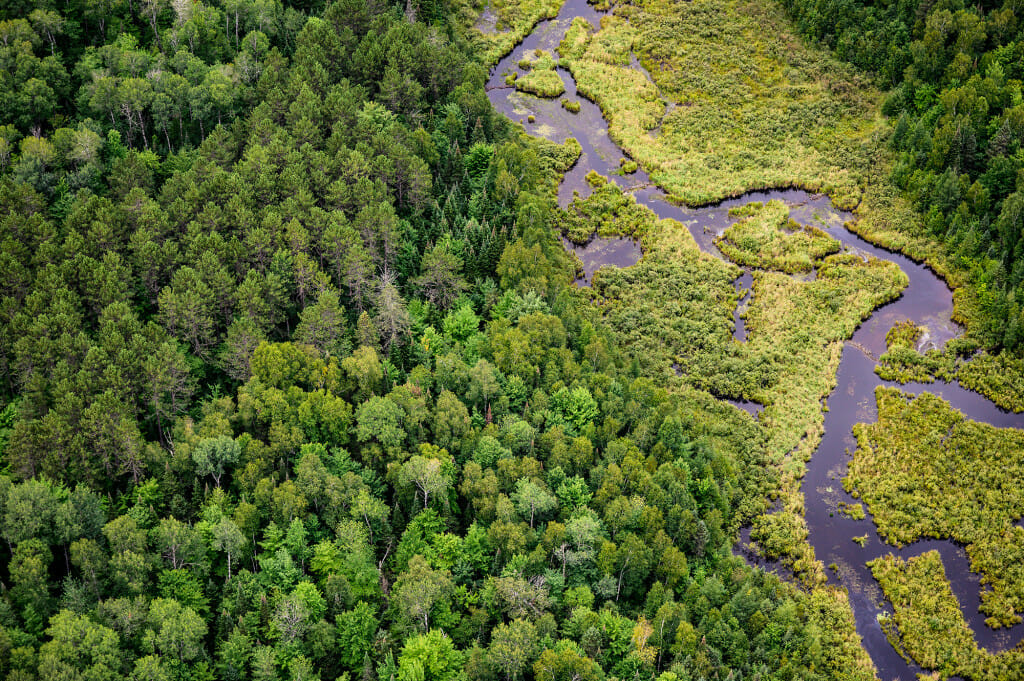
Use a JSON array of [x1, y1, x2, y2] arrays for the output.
[[486, 1, 1024, 677], [732, 270, 753, 341], [562, 235, 643, 286]]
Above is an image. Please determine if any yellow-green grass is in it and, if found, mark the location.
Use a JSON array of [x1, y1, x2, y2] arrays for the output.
[[454, 0, 567, 66], [869, 551, 1024, 680], [518, 48, 558, 70], [717, 200, 841, 273], [876, 344, 1024, 414], [569, 182, 905, 597], [582, 14, 635, 66], [885, 320, 924, 350], [557, 16, 592, 61], [957, 352, 1024, 413], [849, 388, 1024, 628], [564, 0, 875, 208], [516, 68, 566, 97], [514, 50, 566, 97]]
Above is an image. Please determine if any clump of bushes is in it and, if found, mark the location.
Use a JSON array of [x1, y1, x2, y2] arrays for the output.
[[885, 320, 922, 349], [715, 200, 840, 273], [515, 50, 565, 98]]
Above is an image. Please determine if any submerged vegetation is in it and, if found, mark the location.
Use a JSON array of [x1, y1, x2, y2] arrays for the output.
[[849, 388, 1024, 628]]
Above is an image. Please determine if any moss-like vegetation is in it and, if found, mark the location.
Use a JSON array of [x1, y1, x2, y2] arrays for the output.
[[849, 388, 1024, 628], [838, 501, 865, 520], [516, 68, 566, 97], [869, 552, 1024, 680], [560, 98, 581, 113], [716, 200, 840, 273], [875, 344, 1024, 414], [454, 0, 567, 66], [619, 158, 638, 174], [885, 320, 923, 350]]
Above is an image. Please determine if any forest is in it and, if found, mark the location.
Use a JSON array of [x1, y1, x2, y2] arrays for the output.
[[1, 0, 1023, 680], [0, 0, 885, 680]]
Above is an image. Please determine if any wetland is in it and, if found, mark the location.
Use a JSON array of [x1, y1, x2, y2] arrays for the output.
[[483, 0, 1024, 677]]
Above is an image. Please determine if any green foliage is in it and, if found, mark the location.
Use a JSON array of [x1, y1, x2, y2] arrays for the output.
[[564, 0, 872, 208], [0, 1, 961, 680], [456, 0, 568, 66], [717, 200, 840, 273], [869, 551, 1024, 680], [780, 0, 1024, 355], [517, 72, 567, 99], [515, 51, 566, 98], [849, 388, 1024, 627]]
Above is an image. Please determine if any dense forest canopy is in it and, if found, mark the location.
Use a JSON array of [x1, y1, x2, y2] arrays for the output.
[[0, 1, 881, 681]]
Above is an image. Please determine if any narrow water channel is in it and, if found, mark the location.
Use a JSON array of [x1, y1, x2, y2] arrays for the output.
[[485, 1, 1024, 678]]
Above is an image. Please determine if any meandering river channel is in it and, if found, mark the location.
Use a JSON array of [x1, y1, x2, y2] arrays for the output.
[[485, 0, 1024, 677]]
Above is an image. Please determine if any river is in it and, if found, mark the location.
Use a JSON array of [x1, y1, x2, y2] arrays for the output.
[[484, 0, 1024, 678]]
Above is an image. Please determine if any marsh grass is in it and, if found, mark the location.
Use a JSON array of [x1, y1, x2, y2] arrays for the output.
[[534, 135, 582, 175], [850, 388, 1024, 628], [513, 50, 566, 97], [516, 68, 567, 97], [552, 3, 1024, 619], [564, 0, 875, 208], [838, 501, 865, 520], [556, 16, 592, 61], [875, 346, 1024, 413], [454, 0, 567, 66], [716, 199, 840, 273], [869, 551, 1024, 680], [885, 320, 923, 349]]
